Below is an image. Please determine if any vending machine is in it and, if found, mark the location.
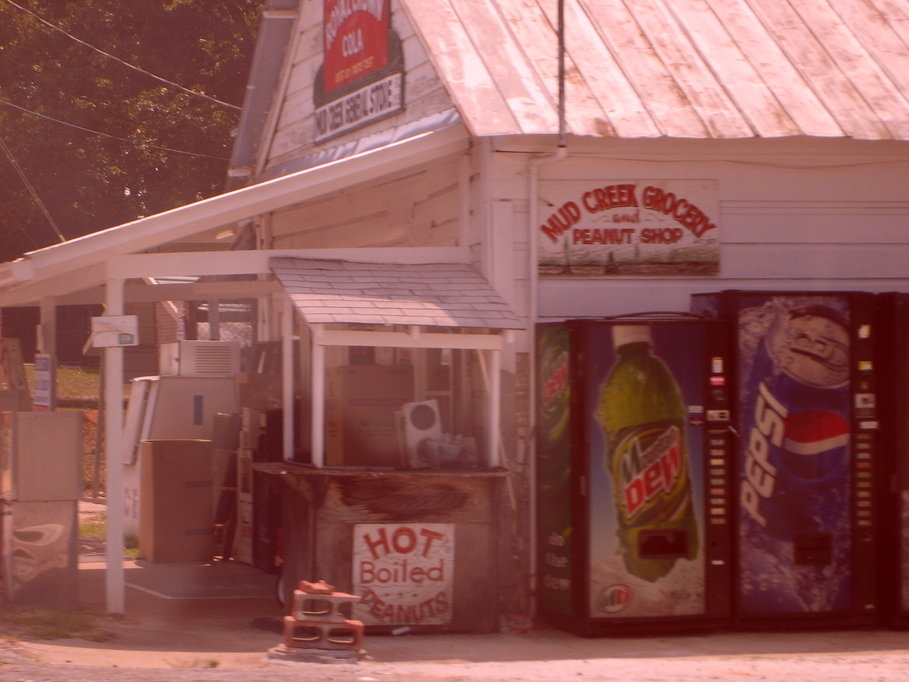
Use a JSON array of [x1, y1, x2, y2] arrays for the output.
[[692, 291, 880, 628], [873, 292, 909, 627], [536, 315, 734, 634]]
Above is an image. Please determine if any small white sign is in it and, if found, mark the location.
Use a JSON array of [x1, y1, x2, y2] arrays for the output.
[[352, 522, 454, 626], [314, 72, 403, 142], [91, 315, 139, 347], [32, 353, 53, 410]]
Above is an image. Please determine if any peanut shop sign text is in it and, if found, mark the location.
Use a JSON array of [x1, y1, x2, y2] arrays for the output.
[[538, 179, 720, 276], [353, 523, 454, 626]]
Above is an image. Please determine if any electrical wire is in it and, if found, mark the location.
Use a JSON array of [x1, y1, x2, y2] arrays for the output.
[[0, 98, 231, 160], [0, 131, 66, 243], [3, 0, 242, 112]]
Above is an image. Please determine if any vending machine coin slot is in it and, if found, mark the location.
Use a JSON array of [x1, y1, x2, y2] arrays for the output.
[[638, 529, 688, 559], [793, 533, 833, 566]]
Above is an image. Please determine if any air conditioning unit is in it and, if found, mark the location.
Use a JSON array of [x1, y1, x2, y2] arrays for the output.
[[401, 399, 442, 468], [159, 340, 240, 378]]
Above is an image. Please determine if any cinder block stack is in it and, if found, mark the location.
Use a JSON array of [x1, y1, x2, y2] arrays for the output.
[[281, 579, 363, 654]]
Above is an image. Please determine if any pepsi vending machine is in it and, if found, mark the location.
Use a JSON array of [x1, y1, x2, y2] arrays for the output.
[[692, 291, 879, 627], [536, 316, 733, 634]]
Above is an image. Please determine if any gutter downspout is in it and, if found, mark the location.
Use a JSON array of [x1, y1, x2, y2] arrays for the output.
[[527, 0, 568, 617]]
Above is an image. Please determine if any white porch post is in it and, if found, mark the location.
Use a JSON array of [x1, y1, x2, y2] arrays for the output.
[[282, 296, 294, 461], [488, 348, 501, 468], [38, 296, 56, 357], [103, 276, 126, 614], [310, 324, 325, 467]]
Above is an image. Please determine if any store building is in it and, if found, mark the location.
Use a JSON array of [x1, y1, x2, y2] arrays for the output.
[[1, 0, 909, 627]]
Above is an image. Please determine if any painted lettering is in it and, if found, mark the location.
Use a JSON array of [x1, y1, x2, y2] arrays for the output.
[[642, 185, 717, 237], [740, 382, 788, 526], [581, 184, 639, 213], [540, 201, 582, 243]]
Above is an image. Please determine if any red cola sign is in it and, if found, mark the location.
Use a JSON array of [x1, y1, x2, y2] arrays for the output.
[[323, 0, 389, 93], [538, 179, 720, 277]]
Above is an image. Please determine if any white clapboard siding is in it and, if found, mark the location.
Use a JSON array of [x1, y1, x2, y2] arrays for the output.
[[270, 154, 462, 249], [530, 145, 909, 318]]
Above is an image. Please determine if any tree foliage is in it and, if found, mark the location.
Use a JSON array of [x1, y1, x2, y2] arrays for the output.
[[0, 0, 262, 262]]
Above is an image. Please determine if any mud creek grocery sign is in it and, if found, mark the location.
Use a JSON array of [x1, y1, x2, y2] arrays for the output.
[[353, 523, 454, 626], [538, 180, 720, 276]]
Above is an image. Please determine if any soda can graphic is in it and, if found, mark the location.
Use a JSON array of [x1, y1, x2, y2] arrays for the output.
[[738, 298, 852, 613]]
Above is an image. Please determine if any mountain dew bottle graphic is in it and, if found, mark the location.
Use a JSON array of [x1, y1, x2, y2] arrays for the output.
[[596, 325, 699, 582]]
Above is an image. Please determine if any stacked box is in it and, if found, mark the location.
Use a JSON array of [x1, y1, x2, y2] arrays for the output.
[[139, 439, 214, 563], [325, 365, 413, 468]]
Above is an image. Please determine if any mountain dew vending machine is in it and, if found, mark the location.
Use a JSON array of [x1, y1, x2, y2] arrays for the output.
[[536, 316, 734, 634], [692, 291, 880, 627]]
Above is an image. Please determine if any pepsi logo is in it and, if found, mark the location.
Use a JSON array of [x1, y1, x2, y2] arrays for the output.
[[783, 410, 850, 456], [595, 584, 633, 613], [780, 409, 850, 479]]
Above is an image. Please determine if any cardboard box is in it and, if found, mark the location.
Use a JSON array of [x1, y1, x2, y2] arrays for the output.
[[139, 439, 214, 563], [325, 365, 413, 468]]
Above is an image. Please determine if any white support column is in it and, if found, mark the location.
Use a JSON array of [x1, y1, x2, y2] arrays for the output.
[[282, 296, 294, 461], [488, 348, 502, 468], [38, 296, 56, 357], [310, 325, 325, 467], [103, 277, 126, 614]]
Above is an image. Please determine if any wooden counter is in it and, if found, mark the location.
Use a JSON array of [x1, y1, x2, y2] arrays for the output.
[[255, 462, 506, 633]]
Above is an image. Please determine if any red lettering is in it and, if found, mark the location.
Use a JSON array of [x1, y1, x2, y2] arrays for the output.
[[624, 478, 645, 515], [419, 528, 444, 557], [363, 528, 390, 560], [391, 527, 417, 554], [642, 185, 717, 237]]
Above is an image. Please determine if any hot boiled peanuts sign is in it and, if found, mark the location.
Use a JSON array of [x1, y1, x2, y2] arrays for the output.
[[353, 523, 454, 626], [538, 179, 720, 276]]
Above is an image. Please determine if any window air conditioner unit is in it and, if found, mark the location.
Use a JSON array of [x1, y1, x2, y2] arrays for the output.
[[159, 340, 240, 377]]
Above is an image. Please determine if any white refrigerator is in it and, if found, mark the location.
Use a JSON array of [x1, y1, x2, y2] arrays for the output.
[[121, 376, 239, 539]]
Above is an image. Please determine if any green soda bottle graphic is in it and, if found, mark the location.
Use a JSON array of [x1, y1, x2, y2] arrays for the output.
[[596, 325, 699, 582]]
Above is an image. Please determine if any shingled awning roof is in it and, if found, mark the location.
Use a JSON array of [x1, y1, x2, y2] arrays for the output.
[[270, 257, 522, 330]]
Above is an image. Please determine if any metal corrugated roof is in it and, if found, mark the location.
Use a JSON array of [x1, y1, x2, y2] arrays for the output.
[[400, 0, 909, 140], [271, 258, 523, 329]]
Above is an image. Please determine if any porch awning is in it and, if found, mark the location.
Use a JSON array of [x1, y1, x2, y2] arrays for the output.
[[270, 257, 522, 330]]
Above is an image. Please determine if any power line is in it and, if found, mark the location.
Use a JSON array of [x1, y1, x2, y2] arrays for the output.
[[0, 132, 66, 244], [3, 0, 242, 112], [0, 98, 231, 160]]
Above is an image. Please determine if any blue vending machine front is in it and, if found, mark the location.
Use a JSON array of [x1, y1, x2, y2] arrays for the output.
[[693, 291, 879, 628]]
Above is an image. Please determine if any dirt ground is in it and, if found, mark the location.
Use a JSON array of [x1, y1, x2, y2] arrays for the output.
[[3, 503, 909, 681], [5, 624, 909, 682]]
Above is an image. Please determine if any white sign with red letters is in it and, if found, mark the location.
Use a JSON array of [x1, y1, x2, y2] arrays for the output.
[[352, 523, 454, 626]]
